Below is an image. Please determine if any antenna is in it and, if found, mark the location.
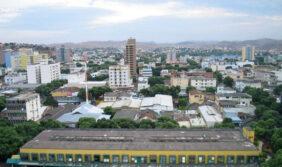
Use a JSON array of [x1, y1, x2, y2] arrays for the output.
[[85, 61, 89, 104]]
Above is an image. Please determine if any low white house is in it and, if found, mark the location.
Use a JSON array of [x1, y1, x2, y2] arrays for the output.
[[140, 94, 174, 113], [190, 77, 216, 90], [198, 105, 223, 127]]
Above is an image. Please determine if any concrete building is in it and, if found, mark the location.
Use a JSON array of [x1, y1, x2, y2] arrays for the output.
[[56, 45, 72, 63], [216, 93, 252, 107], [140, 66, 153, 77], [51, 87, 82, 105], [0, 93, 44, 123], [253, 70, 277, 87], [189, 90, 205, 104], [8, 129, 260, 166], [235, 79, 262, 92], [217, 84, 236, 94], [242, 46, 255, 62], [170, 75, 189, 89], [125, 38, 137, 77], [109, 65, 132, 89], [198, 105, 223, 127], [4, 72, 27, 85], [190, 77, 216, 91], [137, 77, 150, 91], [166, 49, 177, 64], [140, 94, 174, 113], [27, 62, 61, 84], [60, 71, 86, 83]]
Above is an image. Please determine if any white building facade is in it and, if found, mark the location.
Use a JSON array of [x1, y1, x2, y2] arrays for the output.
[[109, 65, 132, 89], [190, 77, 217, 90]]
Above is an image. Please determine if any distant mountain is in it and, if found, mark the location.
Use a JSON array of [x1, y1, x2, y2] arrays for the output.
[[48, 38, 282, 50]]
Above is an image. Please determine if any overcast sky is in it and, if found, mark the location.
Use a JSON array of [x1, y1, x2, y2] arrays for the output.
[[0, 0, 282, 44]]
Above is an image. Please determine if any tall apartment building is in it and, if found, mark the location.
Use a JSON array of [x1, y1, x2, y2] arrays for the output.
[[0, 93, 43, 123], [109, 65, 132, 88], [166, 50, 177, 64], [125, 38, 137, 77], [56, 45, 72, 63], [27, 62, 61, 84], [242, 46, 255, 62]]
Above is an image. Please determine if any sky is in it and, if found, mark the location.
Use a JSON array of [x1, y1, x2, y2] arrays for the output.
[[0, 0, 282, 44]]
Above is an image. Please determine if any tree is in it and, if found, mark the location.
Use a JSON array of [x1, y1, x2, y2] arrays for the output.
[[205, 87, 216, 93], [103, 107, 115, 118], [139, 120, 156, 129], [95, 119, 118, 128], [262, 149, 282, 167], [186, 86, 196, 93], [0, 96, 6, 111], [178, 97, 188, 110], [274, 85, 282, 96], [223, 76, 234, 87], [40, 119, 65, 129], [156, 117, 179, 129], [213, 71, 223, 84], [0, 127, 23, 160], [14, 121, 43, 143], [43, 96, 58, 107], [77, 118, 96, 128], [148, 76, 165, 86], [214, 118, 235, 128], [0, 118, 11, 127], [205, 68, 212, 72], [114, 119, 138, 129]]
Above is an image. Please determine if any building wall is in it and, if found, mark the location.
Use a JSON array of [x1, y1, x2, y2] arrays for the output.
[[25, 94, 42, 121], [19, 148, 260, 165], [190, 78, 216, 90], [189, 93, 205, 104], [27, 64, 41, 84], [109, 65, 132, 88], [171, 77, 189, 89], [40, 63, 61, 84], [125, 38, 137, 77]]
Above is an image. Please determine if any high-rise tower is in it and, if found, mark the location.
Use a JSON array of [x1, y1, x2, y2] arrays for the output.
[[125, 38, 137, 77]]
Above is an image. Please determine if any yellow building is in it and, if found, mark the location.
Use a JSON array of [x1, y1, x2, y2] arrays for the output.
[[18, 55, 31, 70], [8, 129, 260, 166], [189, 90, 205, 104]]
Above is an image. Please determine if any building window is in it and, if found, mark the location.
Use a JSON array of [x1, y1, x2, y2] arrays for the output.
[[75, 154, 82, 162], [122, 155, 129, 163], [247, 156, 258, 164], [31, 153, 38, 161], [57, 154, 64, 162], [48, 154, 55, 161], [66, 154, 73, 162], [207, 156, 215, 164], [198, 155, 205, 164], [179, 155, 186, 164], [188, 156, 196, 164], [159, 155, 166, 164], [227, 156, 235, 164], [84, 154, 91, 162], [217, 156, 225, 164], [112, 155, 119, 163], [169, 156, 176, 164], [150, 155, 157, 163], [20, 153, 29, 161], [237, 156, 245, 164], [103, 155, 110, 163], [39, 154, 47, 162], [94, 155, 100, 162]]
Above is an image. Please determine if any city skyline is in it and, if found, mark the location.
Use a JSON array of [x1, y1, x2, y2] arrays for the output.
[[0, 0, 282, 44]]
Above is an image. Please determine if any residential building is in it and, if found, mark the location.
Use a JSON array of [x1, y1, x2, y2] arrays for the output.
[[125, 38, 137, 77], [217, 84, 236, 94], [8, 129, 260, 166], [170, 75, 189, 89], [166, 49, 177, 64], [4, 72, 27, 85], [57, 103, 110, 127], [27, 62, 61, 84], [109, 65, 132, 89], [216, 93, 252, 107], [56, 45, 72, 63], [3, 49, 18, 68], [51, 87, 82, 105], [137, 77, 150, 91], [189, 90, 205, 104], [190, 76, 216, 91], [140, 94, 174, 113], [253, 70, 277, 87], [235, 79, 262, 92], [60, 71, 86, 83], [140, 66, 153, 77], [103, 92, 131, 102], [198, 105, 223, 127], [0, 93, 44, 123], [242, 46, 255, 62]]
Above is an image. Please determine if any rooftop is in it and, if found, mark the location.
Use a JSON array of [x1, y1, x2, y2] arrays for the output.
[[217, 93, 252, 98], [22, 129, 258, 151], [7, 92, 38, 101]]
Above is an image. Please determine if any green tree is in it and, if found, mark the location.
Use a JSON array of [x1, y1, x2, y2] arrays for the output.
[[43, 96, 58, 107], [114, 119, 138, 128], [213, 71, 223, 84], [14, 121, 43, 142], [95, 119, 118, 128], [262, 149, 282, 167], [178, 97, 188, 110], [156, 117, 179, 129], [205, 87, 216, 93], [214, 118, 235, 128], [186, 86, 196, 93], [205, 68, 212, 72], [40, 119, 65, 129], [274, 85, 282, 96], [223, 76, 234, 87], [139, 120, 156, 129], [0, 96, 6, 111], [148, 76, 165, 86], [0, 127, 23, 160], [77, 117, 96, 128], [103, 107, 115, 119]]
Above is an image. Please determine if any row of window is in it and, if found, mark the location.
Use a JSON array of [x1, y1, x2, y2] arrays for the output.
[[20, 153, 259, 165]]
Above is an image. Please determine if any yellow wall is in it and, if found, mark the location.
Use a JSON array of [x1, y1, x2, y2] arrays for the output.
[[243, 127, 255, 143], [20, 148, 260, 164], [189, 93, 205, 104]]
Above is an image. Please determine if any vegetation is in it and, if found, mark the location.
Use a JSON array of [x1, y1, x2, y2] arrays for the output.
[[35, 80, 68, 97], [0, 119, 64, 161], [103, 107, 115, 119], [43, 96, 58, 107], [0, 96, 6, 111], [178, 97, 188, 110], [78, 86, 112, 100], [214, 118, 235, 128], [205, 87, 216, 94], [148, 76, 165, 86], [223, 76, 234, 87], [213, 71, 223, 84], [140, 85, 181, 98], [77, 116, 179, 129]]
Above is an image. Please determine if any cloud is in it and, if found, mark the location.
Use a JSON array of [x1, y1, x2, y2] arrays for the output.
[[88, 0, 246, 27]]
